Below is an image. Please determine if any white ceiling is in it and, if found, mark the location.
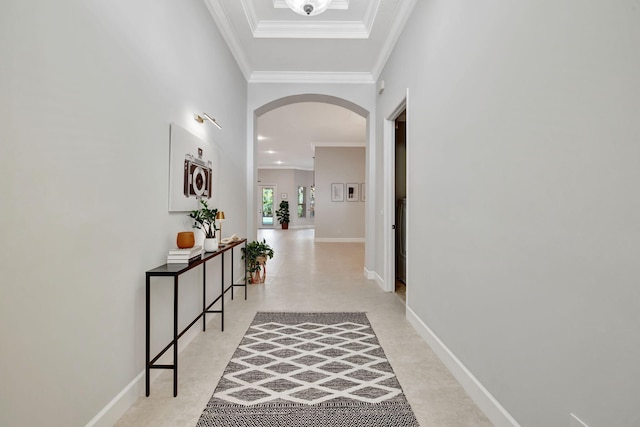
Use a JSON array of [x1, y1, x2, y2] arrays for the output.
[[257, 102, 367, 170], [204, 0, 415, 169]]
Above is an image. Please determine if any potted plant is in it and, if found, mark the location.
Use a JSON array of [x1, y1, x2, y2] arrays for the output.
[[188, 199, 219, 252], [241, 239, 274, 283], [276, 200, 290, 230]]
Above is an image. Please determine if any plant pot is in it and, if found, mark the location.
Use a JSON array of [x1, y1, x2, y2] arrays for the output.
[[204, 237, 218, 252], [176, 231, 195, 248], [255, 256, 267, 283], [282, 222, 289, 230]]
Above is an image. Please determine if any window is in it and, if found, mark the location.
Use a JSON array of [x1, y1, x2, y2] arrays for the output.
[[297, 186, 306, 218]]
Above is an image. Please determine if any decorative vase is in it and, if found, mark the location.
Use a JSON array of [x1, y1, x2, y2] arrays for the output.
[[176, 231, 195, 249], [255, 255, 267, 283], [204, 237, 218, 252]]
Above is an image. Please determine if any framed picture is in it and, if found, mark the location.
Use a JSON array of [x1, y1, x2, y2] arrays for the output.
[[360, 183, 366, 202], [346, 183, 359, 202], [168, 123, 219, 212], [331, 183, 344, 202]]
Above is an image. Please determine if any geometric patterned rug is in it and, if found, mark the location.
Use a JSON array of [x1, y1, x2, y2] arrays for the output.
[[196, 312, 420, 426]]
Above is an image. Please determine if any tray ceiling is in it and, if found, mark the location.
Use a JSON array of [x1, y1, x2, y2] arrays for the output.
[[205, 0, 416, 82]]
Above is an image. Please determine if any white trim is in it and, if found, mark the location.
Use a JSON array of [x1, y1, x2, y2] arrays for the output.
[[570, 413, 590, 427], [383, 97, 407, 294], [249, 71, 374, 84], [204, 0, 252, 80], [288, 225, 315, 229], [374, 271, 386, 291], [253, 21, 369, 39], [363, 266, 375, 280], [84, 371, 144, 427], [371, 0, 418, 80], [257, 1, 378, 39], [406, 307, 521, 427], [272, 0, 350, 11], [87, 295, 240, 427], [314, 237, 364, 243], [86, 317, 207, 426]]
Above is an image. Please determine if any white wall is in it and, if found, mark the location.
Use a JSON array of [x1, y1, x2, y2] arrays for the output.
[[314, 147, 366, 241], [0, 1, 247, 426], [377, 1, 640, 426]]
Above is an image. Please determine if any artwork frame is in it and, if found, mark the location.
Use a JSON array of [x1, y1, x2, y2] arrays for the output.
[[346, 183, 359, 202], [169, 123, 219, 212], [331, 183, 344, 202]]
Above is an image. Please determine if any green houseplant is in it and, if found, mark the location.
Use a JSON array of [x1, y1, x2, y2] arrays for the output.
[[275, 200, 290, 230], [188, 199, 219, 252], [241, 239, 274, 283]]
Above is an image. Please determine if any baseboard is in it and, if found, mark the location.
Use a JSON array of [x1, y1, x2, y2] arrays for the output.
[[85, 371, 145, 427], [363, 267, 375, 280], [374, 272, 386, 291], [86, 325, 204, 427], [86, 291, 238, 427], [406, 306, 521, 427], [314, 238, 365, 243]]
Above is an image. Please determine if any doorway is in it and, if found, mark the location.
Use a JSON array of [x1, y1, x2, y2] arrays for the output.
[[384, 100, 407, 298], [258, 185, 275, 229], [395, 111, 407, 301]]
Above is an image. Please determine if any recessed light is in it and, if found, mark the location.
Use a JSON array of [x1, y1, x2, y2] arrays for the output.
[[257, 135, 267, 141], [265, 150, 276, 154]]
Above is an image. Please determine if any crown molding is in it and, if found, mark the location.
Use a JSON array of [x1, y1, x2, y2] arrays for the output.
[[272, 0, 350, 10], [253, 20, 368, 39], [249, 71, 375, 84], [244, 0, 379, 39], [371, 0, 417, 80], [204, 0, 252, 80], [205, 0, 415, 83]]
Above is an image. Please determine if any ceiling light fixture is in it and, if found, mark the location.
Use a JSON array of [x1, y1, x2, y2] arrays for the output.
[[194, 113, 222, 129], [285, 0, 333, 16]]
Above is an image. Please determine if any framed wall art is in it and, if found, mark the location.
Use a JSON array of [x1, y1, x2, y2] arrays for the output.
[[346, 183, 359, 202], [331, 183, 344, 202], [168, 123, 220, 212]]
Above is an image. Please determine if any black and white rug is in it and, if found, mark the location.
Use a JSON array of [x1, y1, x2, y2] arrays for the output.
[[196, 312, 419, 426]]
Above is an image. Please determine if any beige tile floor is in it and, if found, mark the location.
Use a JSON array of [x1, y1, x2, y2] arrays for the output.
[[115, 229, 493, 427]]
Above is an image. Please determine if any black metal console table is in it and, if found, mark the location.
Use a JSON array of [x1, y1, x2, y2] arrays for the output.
[[145, 238, 247, 397]]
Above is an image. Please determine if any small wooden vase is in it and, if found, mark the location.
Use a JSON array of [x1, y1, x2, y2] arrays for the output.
[[176, 231, 195, 249]]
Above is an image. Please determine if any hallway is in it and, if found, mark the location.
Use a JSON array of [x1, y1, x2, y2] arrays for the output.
[[115, 230, 492, 426]]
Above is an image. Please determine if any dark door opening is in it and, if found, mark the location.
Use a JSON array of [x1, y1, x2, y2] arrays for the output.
[[395, 110, 407, 300]]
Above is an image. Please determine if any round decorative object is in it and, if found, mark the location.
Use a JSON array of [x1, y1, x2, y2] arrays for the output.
[[285, 0, 332, 16], [176, 231, 195, 249], [204, 237, 218, 253]]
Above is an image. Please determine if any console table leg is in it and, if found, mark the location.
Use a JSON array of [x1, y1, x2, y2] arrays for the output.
[[202, 261, 207, 332], [221, 253, 225, 332], [173, 276, 179, 397], [231, 248, 235, 300], [145, 274, 150, 397], [244, 241, 248, 300]]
